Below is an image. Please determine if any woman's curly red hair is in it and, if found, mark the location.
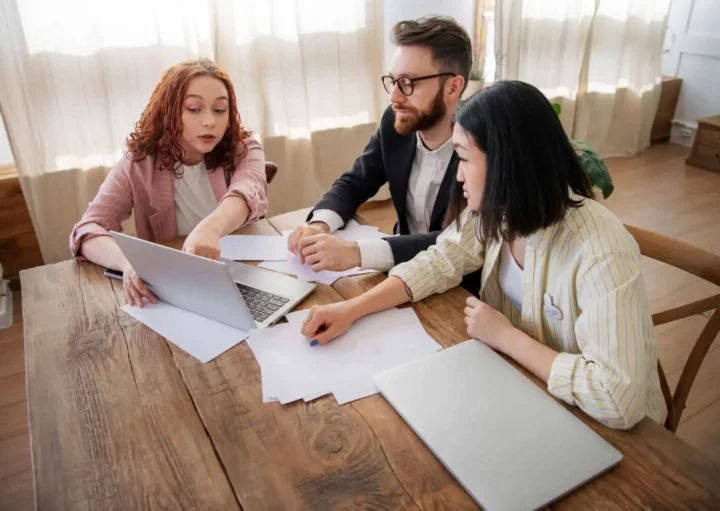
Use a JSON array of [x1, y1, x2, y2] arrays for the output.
[[126, 58, 251, 178]]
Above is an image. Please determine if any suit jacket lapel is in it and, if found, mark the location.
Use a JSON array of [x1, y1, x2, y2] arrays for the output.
[[429, 152, 459, 230], [390, 136, 417, 235]]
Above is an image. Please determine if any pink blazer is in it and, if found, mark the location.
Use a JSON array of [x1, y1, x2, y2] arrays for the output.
[[70, 138, 268, 257]]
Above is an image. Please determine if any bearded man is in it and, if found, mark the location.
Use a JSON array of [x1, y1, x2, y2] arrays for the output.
[[288, 16, 478, 293]]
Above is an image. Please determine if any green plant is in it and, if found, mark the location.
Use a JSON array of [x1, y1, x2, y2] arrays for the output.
[[572, 141, 614, 199], [469, 61, 483, 82]]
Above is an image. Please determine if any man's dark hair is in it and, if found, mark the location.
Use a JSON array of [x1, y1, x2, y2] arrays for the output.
[[446, 80, 594, 242], [391, 16, 472, 92]]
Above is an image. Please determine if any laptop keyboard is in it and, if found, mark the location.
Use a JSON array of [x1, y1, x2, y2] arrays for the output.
[[235, 282, 290, 323]]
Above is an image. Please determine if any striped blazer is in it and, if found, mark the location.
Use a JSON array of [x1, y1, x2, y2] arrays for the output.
[[69, 138, 267, 257], [389, 195, 664, 430]]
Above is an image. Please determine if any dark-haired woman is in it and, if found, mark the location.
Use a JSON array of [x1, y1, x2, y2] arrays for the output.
[[69, 59, 267, 307], [300, 81, 663, 430]]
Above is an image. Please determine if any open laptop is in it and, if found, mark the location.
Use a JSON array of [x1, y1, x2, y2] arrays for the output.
[[373, 340, 623, 510], [111, 231, 315, 330]]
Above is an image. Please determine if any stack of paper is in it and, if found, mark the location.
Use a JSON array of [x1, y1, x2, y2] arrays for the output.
[[259, 220, 389, 285], [246, 307, 442, 405], [220, 235, 288, 261]]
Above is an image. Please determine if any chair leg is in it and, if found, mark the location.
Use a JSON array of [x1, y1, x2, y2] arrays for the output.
[[668, 309, 720, 433], [657, 362, 675, 431]]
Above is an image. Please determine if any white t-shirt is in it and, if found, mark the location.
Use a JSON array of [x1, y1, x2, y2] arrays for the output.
[[498, 241, 524, 312], [174, 161, 219, 236]]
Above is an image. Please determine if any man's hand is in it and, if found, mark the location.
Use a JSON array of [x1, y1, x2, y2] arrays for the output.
[[299, 234, 361, 272], [288, 222, 330, 263]]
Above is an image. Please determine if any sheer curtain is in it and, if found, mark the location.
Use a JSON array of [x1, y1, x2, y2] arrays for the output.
[[0, 0, 384, 263], [496, 0, 670, 157]]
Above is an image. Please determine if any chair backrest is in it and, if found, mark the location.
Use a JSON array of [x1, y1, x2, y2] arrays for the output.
[[265, 162, 278, 185], [625, 225, 720, 433]]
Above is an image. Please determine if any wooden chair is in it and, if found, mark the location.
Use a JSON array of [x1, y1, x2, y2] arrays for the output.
[[625, 225, 720, 433], [265, 162, 278, 185]]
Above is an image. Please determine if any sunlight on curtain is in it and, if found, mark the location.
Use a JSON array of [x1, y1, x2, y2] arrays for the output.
[[0, 0, 384, 262], [496, 0, 671, 156], [18, 0, 213, 57], [219, 0, 382, 142]]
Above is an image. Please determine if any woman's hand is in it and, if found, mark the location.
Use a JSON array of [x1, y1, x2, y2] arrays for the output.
[[300, 303, 359, 345], [183, 224, 221, 260], [464, 296, 515, 353], [123, 264, 157, 307]]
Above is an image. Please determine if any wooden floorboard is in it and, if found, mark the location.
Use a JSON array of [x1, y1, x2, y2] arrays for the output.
[[0, 434, 31, 480], [0, 293, 31, 507], [677, 399, 720, 464], [667, 339, 720, 424], [0, 400, 28, 442], [655, 315, 720, 375], [0, 372, 26, 408], [0, 470, 34, 511], [0, 143, 719, 508]]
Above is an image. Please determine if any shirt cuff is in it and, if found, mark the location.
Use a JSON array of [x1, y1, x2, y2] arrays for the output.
[[357, 239, 395, 271], [309, 209, 344, 233], [547, 352, 580, 406]]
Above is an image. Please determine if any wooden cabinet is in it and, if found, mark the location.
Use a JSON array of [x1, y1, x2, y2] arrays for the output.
[[0, 166, 43, 287], [687, 116, 720, 174], [651, 76, 683, 144]]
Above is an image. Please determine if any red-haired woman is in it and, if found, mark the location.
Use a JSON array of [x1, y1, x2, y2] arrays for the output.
[[70, 59, 267, 307]]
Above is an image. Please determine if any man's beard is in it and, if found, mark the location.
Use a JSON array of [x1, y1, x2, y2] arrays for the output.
[[393, 88, 447, 136]]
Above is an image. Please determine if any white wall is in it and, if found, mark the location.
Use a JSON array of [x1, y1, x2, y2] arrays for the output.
[[0, 116, 13, 166], [661, 0, 720, 146], [382, 0, 475, 71]]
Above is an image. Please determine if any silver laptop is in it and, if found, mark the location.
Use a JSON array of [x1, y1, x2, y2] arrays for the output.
[[373, 340, 623, 510], [111, 231, 315, 330]]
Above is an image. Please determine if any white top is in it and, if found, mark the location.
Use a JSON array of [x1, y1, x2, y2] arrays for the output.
[[405, 132, 454, 234], [174, 161, 219, 236], [498, 241, 524, 312], [312, 132, 454, 270]]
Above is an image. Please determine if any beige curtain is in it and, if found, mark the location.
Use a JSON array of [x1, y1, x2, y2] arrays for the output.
[[496, 0, 670, 157], [0, 0, 385, 263]]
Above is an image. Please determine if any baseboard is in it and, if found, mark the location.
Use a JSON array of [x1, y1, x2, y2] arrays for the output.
[[669, 120, 697, 148], [0, 163, 18, 180]]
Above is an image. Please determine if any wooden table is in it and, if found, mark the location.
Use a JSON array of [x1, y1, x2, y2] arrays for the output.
[[21, 211, 720, 510]]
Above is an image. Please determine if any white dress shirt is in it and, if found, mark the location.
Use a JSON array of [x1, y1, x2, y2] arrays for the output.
[[174, 161, 219, 236], [312, 132, 454, 270]]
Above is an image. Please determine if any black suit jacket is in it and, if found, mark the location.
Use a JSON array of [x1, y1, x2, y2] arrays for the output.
[[308, 106, 459, 264], [308, 106, 483, 295]]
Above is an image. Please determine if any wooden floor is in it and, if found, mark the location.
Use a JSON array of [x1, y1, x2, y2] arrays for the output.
[[0, 143, 718, 509]]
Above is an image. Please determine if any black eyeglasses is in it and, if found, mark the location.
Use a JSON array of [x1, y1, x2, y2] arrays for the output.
[[381, 73, 457, 96]]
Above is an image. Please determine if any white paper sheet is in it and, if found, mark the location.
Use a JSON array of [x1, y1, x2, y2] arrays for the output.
[[121, 301, 248, 363], [334, 220, 389, 241], [257, 223, 385, 285], [259, 254, 376, 285], [246, 307, 442, 405], [220, 235, 288, 261]]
